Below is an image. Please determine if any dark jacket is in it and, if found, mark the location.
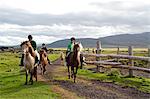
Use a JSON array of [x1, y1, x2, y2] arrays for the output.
[[41, 46, 48, 52], [30, 40, 37, 51]]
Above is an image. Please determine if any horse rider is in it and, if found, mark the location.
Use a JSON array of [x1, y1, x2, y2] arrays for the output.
[[67, 37, 76, 56], [19, 35, 39, 66], [65, 37, 76, 63], [41, 43, 51, 65]]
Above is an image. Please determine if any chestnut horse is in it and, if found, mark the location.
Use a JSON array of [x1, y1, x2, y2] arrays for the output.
[[39, 49, 48, 75], [20, 41, 38, 85], [66, 43, 81, 83]]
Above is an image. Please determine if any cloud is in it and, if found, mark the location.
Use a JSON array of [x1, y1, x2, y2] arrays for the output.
[[0, 36, 25, 46], [0, 35, 61, 46], [0, 6, 149, 27], [0, 0, 150, 46]]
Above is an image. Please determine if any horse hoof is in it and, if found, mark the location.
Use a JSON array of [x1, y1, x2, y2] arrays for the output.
[[71, 75, 73, 78], [30, 81, 33, 85], [68, 75, 70, 79]]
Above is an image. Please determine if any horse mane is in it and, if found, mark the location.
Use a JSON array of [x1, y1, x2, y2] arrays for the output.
[[28, 46, 33, 55], [73, 44, 80, 61], [39, 49, 47, 61], [20, 41, 28, 46], [73, 44, 80, 52]]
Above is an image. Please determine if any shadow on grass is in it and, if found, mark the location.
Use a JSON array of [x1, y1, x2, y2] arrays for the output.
[[0, 72, 25, 79], [0, 71, 48, 96], [1, 81, 47, 95]]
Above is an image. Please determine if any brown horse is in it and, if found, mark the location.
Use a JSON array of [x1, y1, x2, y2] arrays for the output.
[[66, 44, 81, 83], [20, 41, 37, 85], [39, 49, 48, 75]]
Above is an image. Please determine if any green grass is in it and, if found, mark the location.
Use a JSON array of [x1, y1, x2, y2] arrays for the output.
[[78, 69, 150, 93], [102, 48, 148, 56], [0, 52, 60, 99], [48, 54, 60, 62], [0, 50, 149, 98], [50, 48, 148, 56]]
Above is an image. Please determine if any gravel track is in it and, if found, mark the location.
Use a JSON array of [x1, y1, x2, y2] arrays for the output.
[[37, 58, 150, 99]]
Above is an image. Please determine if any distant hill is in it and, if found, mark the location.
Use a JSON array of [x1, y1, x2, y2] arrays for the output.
[[47, 32, 150, 48], [47, 38, 98, 48]]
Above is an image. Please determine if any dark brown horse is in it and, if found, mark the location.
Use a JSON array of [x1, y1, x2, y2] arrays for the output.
[[66, 44, 81, 83]]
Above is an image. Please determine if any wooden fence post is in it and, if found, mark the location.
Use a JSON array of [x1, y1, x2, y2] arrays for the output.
[[117, 47, 120, 62], [87, 48, 90, 53], [96, 41, 102, 72], [148, 46, 150, 68], [128, 46, 134, 77]]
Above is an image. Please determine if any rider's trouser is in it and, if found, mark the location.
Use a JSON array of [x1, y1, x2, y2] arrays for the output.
[[65, 52, 73, 64], [20, 54, 24, 66]]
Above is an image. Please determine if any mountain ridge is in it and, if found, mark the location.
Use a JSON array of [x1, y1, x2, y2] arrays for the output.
[[47, 32, 150, 48]]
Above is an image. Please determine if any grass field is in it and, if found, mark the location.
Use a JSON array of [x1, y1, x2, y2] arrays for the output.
[[78, 68, 150, 93], [51, 47, 148, 56], [48, 54, 60, 62], [0, 52, 60, 99], [0, 49, 150, 98]]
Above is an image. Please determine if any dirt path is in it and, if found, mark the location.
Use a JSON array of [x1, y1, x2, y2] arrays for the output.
[[37, 59, 150, 99]]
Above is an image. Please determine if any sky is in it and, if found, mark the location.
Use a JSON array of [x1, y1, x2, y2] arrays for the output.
[[0, 0, 150, 46]]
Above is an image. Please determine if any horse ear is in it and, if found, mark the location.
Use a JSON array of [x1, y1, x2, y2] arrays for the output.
[[76, 42, 79, 44], [20, 41, 24, 46]]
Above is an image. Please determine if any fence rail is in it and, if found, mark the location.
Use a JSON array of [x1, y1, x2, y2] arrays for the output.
[[84, 61, 150, 73], [81, 44, 150, 77], [82, 53, 150, 62]]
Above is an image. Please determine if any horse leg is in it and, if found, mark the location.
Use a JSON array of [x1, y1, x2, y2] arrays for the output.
[[30, 72, 33, 85], [40, 65, 43, 75], [34, 67, 37, 81], [80, 55, 83, 69], [43, 65, 46, 74], [75, 66, 79, 74], [40, 64, 43, 75], [74, 66, 78, 83], [71, 66, 74, 78], [67, 65, 70, 79], [71, 66, 76, 83], [25, 70, 28, 85]]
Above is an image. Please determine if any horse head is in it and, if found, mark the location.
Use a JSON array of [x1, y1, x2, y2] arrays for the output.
[[20, 41, 35, 57], [73, 43, 80, 52], [39, 49, 47, 60], [20, 41, 29, 54]]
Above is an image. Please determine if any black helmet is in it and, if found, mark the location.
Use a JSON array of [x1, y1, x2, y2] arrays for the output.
[[28, 35, 33, 39], [71, 37, 75, 41], [42, 43, 45, 46]]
